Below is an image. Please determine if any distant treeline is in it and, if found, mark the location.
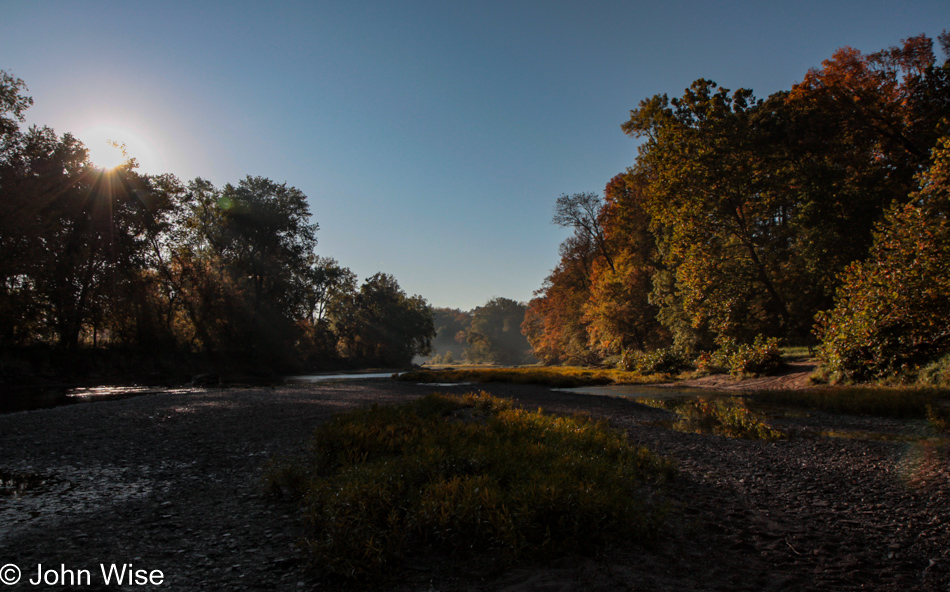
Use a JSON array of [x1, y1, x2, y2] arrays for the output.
[[0, 71, 434, 380], [524, 33, 950, 382], [427, 298, 537, 366]]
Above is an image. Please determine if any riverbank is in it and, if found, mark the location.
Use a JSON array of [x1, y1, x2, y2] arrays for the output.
[[1, 379, 947, 590]]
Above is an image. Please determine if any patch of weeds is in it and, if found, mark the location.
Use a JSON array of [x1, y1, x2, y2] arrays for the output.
[[265, 392, 675, 582]]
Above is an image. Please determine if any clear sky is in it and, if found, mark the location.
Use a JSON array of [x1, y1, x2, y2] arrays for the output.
[[2, 1, 947, 310]]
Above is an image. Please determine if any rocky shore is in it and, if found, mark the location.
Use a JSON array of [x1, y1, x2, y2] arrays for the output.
[[0, 379, 947, 591]]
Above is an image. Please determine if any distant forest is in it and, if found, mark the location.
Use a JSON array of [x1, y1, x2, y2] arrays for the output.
[[524, 32, 950, 382], [0, 71, 436, 379], [426, 299, 537, 366]]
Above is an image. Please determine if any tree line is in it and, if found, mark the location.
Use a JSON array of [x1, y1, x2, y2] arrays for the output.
[[0, 71, 435, 379], [524, 32, 950, 381], [427, 298, 537, 366]]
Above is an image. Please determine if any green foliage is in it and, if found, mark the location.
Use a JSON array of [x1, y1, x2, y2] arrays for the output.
[[265, 393, 675, 581], [620, 347, 691, 375], [464, 297, 536, 365], [917, 353, 950, 387], [428, 307, 471, 361], [816, 136, 950, 380], [333, 273, 436, 367], [707, 335, 784, 377]]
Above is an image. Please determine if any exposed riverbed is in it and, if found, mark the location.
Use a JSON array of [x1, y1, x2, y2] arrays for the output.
[[0, 380, 947, 591]]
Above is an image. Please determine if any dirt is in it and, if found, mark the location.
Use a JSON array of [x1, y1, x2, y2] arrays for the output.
[[0, 378, 948, 591]]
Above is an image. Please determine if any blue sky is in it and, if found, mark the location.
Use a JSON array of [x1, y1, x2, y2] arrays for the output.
[[2, 1, 947, 310]]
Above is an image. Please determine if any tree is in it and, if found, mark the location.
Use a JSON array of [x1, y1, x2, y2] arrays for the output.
[[522, 233, 597, 365], [464, 297, 535, 365], [0, 71, 32, 137], [582, 173, 667, 356], [816, 136, 950, 379], [553, 192, 614, 272], [429, 307, 472, 359], [334, 273, 435, 367]]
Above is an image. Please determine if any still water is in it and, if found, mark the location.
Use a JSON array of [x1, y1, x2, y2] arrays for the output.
[[2, 373, 401, 414], [555, 384, 731, 400]]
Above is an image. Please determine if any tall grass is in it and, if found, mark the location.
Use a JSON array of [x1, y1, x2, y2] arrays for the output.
[[264, 392, 675, 581]]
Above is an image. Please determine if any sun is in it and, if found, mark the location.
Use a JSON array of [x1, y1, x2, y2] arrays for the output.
[[76, 122, 165, 173], [87, 139, 128, 170]]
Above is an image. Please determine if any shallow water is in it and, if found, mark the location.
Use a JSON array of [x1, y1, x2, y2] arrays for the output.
[[0, 386, 193, 415], [284, 372, 398, 383], [554, 384, 734, 400]]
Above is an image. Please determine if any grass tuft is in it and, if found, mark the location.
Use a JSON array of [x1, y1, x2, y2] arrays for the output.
[[265, 392, 675, 581]]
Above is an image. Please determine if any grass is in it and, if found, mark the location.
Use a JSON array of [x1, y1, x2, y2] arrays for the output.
[[264, 392, 675, 582], [398, 366, 673, 388]]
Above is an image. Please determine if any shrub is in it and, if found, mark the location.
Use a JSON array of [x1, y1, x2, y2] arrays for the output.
[[620, 347, 692, 375], [709, 335, 784, 377], [266, 392, 675, 581]]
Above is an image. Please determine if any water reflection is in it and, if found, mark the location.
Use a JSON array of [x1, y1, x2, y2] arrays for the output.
[[285, 372, 397, 383], [554, 384, 732, 401], [0, 385, 188, 415]]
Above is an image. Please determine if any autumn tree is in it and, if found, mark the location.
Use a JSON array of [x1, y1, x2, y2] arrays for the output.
[[522, 230, 598, 364], [816, 136, 950, 379], [582, 173, 667, 356]]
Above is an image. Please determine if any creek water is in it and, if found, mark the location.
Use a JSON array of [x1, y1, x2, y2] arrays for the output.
[[1, 373, 402, 415], [0, 385, 193, 415], [284, 372, 398, 383], [554, 384, 731, 400]]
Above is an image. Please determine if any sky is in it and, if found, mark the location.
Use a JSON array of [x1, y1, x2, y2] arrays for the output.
[[2, 1, 948, 311]]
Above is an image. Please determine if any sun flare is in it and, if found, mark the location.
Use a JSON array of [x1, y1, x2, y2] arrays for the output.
[[87, 139, 127, 170], [77, 122, 165, 174]]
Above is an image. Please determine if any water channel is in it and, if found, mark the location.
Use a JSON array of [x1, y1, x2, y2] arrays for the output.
[[0, 372, 402, 415]]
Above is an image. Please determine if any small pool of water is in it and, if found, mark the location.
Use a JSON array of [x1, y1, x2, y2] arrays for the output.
[[285, 372, 398, 383]]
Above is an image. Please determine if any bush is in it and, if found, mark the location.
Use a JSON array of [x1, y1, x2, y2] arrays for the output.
[[708, 335, 784, 377], [265, 393, 675, 581], [620, 347, 692, 375]]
